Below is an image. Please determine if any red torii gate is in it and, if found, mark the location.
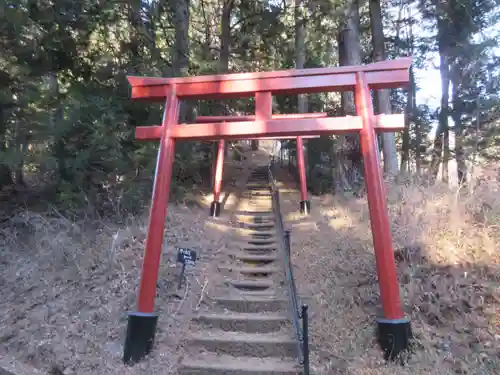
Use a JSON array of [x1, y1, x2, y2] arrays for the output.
[[205, 136, 317, 217], [194, 113, 327, 217], [123, 58, 413, 364]]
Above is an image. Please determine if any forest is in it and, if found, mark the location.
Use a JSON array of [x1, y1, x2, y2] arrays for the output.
[[1, 0, 499, 215]]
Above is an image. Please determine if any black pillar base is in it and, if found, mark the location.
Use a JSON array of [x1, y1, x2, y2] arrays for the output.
[[123, 312, 158, 365], [210, 201, 221, 217], [299, 200, 311, 215], [377, 318, 413, 361]]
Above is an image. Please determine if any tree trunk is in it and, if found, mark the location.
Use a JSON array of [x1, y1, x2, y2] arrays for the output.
[[0, 104, 13, 189], [48, 71, 70, 183], [169, 0, 190, 122], [430, 12, 450, 181], [410, 70, 421, 174], [401, 66, 416, 173], [430, 51, 450, 181], [450, 61, 467, 185], [369, 0, 398, 176], [295, 0, 308, 113], [14, 118, 27, 187], [442, 120, 449, 183], [295, 0, 309, 183], [336, 0, 362, 191], [220, 0, 233, 75], [401, 72, 411, 173]]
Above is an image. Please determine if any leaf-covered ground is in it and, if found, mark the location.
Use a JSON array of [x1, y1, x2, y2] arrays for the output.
[[0, 202, 233, 375], [277, 165, 499, 375]]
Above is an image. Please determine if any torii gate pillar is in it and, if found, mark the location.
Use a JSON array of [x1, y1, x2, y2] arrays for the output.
[[123, 88, 178, 364], [210, 139, 225, 217], [296, 136, 310, 215]]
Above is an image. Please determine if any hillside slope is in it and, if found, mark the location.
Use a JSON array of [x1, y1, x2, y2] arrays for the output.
[[277, 165, 499, 374], [0, 152, 253, 374]]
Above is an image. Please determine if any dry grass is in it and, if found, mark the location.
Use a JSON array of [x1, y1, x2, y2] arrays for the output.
[[0, 204, 227, 375], [278, 165, 499, 375]]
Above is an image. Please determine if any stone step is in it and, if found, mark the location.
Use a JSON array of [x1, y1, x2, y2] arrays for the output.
[[185, 331, 297, 357], [246, 187, 271, 191], [234, 211, 275, 217], [244, 203, 272, 207], [233, 238, 278, 245], [194, 311, 289, 333], [217, 265, 280, 277], [241, 202, 273, 206], [228, 252, 278, 263], [215, 285, 282, 298], [232, 229, 277, 237], [234, 219, 275, 227], [179, 353, 299, 375], [242, 201, 272, 205], [214, 295, 288, 313], [235, 251, 277, 259], [242, 196, 272, 200], [245, 192, 273, 196], [246, 233, 277, 240], [236, 222, 276, 230], [241, 199, 272, 203], [245, 239, 277, 246], [232, 238, 277, 246], [244, 206, 273, 210], [227, 279, 275, 292], [241, 245, 278, 252]]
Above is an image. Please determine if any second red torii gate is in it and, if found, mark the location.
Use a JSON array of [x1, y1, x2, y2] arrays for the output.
[[207, 136, 315, 217], [123, 57, 413, 365], [195, 113, 328, 217]]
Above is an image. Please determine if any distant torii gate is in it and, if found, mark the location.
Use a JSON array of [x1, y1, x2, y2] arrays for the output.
[[195, 113, 327, 216], [123, 58, 413, 364]]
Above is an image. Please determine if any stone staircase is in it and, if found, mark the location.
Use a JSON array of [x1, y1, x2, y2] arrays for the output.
[[179, 165, 300, 375]]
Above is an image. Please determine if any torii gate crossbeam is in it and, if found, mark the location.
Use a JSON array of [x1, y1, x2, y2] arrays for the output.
[[122, 58, 413, 365]]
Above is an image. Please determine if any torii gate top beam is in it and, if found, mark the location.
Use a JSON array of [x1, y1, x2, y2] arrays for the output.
[[127, 57, 411, 100]]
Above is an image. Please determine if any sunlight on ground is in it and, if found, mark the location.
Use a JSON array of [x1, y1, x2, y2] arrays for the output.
[[205, 220, 230, 232], [276, 164, 500, 374]]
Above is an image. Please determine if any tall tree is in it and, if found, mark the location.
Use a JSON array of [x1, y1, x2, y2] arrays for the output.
[[336, 0, 363, 191], [169, 0, 190, 122], [369, 0, 399, 176], [295, 0, 308, 113]]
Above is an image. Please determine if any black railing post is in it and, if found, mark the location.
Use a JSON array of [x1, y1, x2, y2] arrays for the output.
[[302, 304, 310, 375], [284, 230, 291, 253]]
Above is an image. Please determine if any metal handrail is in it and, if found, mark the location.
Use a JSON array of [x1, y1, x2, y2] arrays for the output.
[[268, 157, 310, 375]]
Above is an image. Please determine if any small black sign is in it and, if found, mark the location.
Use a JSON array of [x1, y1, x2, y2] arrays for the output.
[[176, 247, 197, 265]]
